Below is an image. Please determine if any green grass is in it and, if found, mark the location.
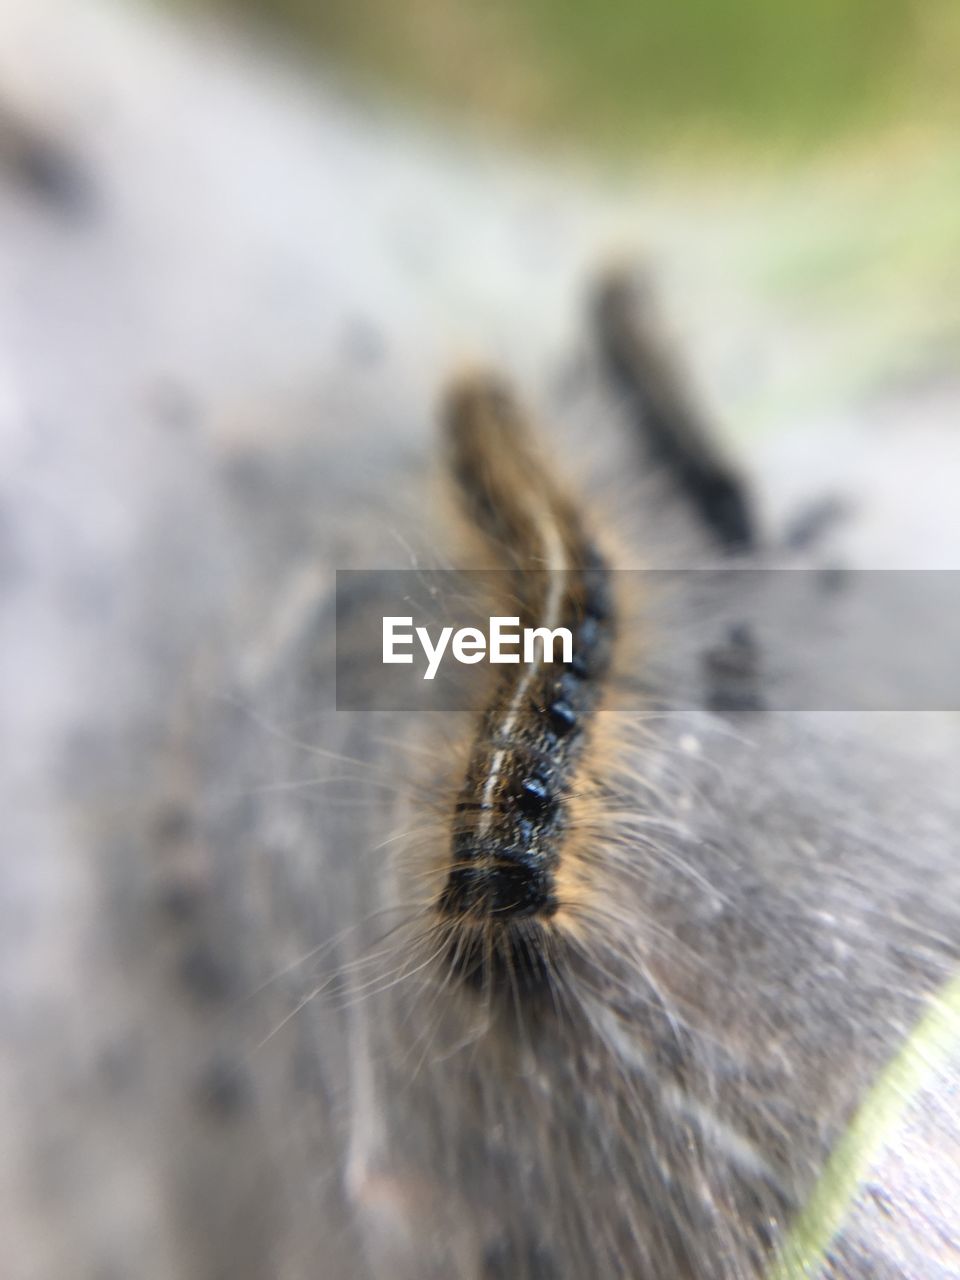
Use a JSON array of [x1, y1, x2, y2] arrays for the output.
[[198, 0, 960, 155]]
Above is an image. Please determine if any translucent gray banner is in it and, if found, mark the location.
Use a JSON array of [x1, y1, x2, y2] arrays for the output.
[[335, 569, 960, 712]]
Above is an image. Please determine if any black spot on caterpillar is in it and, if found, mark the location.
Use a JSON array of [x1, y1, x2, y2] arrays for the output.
[[594, 268, 755, 552], [438, 375, 614, 988]]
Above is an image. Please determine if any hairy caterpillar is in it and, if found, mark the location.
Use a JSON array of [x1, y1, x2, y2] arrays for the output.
[[438, 375, 615, 987], [594, 268, 755, 552]]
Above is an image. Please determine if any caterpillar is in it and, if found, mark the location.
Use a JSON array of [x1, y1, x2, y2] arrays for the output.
[[431, 266, 763, 996], [437, 375, 614, 988], [594, 268, 755, 552]]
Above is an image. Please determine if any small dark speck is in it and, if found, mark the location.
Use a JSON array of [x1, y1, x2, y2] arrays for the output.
[[484, 1237, 558, 1279], [569, 653, 590, 679], [553, 671, 583, 705], [156, 877, 203, 923], [511, 813, 536, 846], [194, 1055, 250, 1121], [517, 776, 552, 814], [728, 621, 754, 649], [583, 574, 612, 622], [865, 1182, 895, 1218], [178, 943, 232, 1005], [704, 623, 759, 679], [750, 1212, 778, 1252], [548, 699, 577, 734], [577, 615, 601, 652], [0, 120, 95, 219], [783, 495, 850, 551], [703, 623, 765, 713]]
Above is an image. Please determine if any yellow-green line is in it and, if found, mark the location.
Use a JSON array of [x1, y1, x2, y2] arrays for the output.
[[768, 970, 960, 1280]]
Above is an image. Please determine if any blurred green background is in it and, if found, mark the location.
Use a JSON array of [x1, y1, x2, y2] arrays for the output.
[[200, 0, 958, 154], [183, 0, 960, 421]]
